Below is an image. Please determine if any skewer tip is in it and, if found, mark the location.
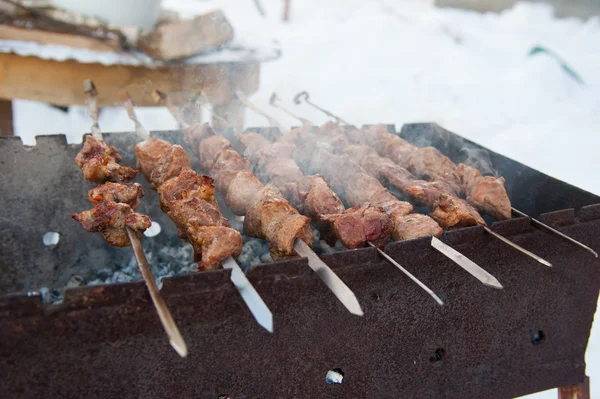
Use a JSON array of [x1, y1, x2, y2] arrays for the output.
[[170, 338, 188, 358]]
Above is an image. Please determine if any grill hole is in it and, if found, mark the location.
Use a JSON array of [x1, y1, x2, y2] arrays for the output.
[[532, 330, 546, 345], [429, 348, 446, 363]]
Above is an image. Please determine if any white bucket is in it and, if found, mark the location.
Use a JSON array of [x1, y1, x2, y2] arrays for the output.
[[51, 0, 163, 29]]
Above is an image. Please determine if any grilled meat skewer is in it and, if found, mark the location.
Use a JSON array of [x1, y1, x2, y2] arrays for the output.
[[72, 80, 187, 357], [122, 94, 273, 332]]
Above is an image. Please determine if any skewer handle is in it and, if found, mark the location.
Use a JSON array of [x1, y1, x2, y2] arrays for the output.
[[127, 227, 188, 357]]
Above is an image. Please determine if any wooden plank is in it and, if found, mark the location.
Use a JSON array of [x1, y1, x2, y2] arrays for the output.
[[558, 376, 590, 399], [138, 10, 234, 61], [0, 98, 13, 136], [0, 25, 119, 52], [0, 52, 260, 106]]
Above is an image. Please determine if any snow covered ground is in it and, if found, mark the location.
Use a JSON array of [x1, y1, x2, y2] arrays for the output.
[[13, 0, 600, 397]]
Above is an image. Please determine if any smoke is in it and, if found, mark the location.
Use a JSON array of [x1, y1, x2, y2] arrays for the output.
[[460, 144, 498, 177]]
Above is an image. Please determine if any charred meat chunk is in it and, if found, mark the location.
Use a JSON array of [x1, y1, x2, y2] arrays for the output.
[[75, 136, 137, 183], [72, 201, 151, 247]]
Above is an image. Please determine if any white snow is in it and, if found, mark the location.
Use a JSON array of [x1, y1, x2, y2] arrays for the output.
[[11, 1, 600, 397]]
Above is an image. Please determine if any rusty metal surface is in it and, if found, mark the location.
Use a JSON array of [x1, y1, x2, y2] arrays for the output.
[[0, 124, 599, 398]]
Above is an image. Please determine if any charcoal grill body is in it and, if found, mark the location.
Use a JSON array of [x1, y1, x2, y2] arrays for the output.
[[0, 124, 598, 398]]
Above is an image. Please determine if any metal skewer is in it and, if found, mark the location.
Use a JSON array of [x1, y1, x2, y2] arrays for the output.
[[235, 91, 286, 131], [430, 237, 503, 288], [368, 242, 445, 305], [294, 91, 352, 125], [294, 239, 364, 315], [127, 227, 188, 356], [124, 92, 275, 332], [292, 90, 555, 267], [483, 226, 551, 267], [270, 92, 314, 125], [83, 80, 102, 139], [84, 81, 188, 357], [120, 92, 150, 140], [511, 207, 597, 258]]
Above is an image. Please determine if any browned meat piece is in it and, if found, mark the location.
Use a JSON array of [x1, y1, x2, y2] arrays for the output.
[[321, 204, 393, 249], [284, 175, 315, 213], [369, 188, 414, 216], [241, 132, 297, 175], [239, 131, 272, 155], [244, 185, 312, 258], [392, 213, 443, 241], [168, 196, 230, 232], [344, 145, 416, 190], [342, 144, 379, 165], [406, 147, 461, 193], [185, 225, 243, 270], [210, 150, 253, 195], [72, 201, 151, 247], [157, 170, 218, 212], [225, 172, 265, 215], [302, 176, 345, 222], [134, 138, 172, 182], [199, 135, 234, 170], [456, 163, 511, 220], [76, 136, 137, 183], [183, 122, 216, 156], [345, 172, 386, 206], [264, 159, 304, 193], [361, 125, 415, 160], [88, 182, 145, 208], [287, 175, 345, 245], [149, 144, 191, 188]]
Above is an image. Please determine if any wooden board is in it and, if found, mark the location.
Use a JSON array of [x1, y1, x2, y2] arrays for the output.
[[0, 52, 260, 107], [138, 10, 234, 61], [0, 25, 119, 52]]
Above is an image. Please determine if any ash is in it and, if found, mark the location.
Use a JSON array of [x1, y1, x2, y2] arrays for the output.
[[38, 228, 346, 304]]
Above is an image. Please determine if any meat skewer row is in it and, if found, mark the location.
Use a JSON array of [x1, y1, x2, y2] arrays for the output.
[[121, 93, 273, 332], [242, 93, 502, 289], [71, 80, 187, 357], [313, 123, 551, 266], [288, 93, 564, 263], [238, 129, 446, 305], [154, 91, 363, 316]]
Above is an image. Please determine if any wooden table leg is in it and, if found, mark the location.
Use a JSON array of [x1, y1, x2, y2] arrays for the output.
[[212, 99, 244, 133], [0, 99, 14, 136], [558, 376, 590, 399]]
